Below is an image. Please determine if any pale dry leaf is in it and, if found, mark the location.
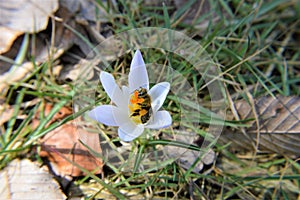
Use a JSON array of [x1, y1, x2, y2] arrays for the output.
[[163, 131, 215, 173], [60, 0, 111, 22], [54, 5, 92, 55], [0, 106, 27, 126], [0, 27, 23, 54], [0, 104, 14, 126], [0, 62, 34, 94], [0, 0, 58, 54], [0, 0, 58, 33], [58, 59, 95, 82], [0, 44, 64, 94], [0, 99, 40, 126], [221, 95, 300, 157], [0, 159, 66, 200]]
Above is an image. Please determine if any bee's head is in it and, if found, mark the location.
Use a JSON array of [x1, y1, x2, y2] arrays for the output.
[[137, 87, 148, 95]]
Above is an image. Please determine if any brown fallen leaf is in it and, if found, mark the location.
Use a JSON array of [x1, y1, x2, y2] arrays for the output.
[[32, 103, 72, 128], [39, 123, 103, 177], [34, 104, 103, 177], [221, 95, 300, 157]]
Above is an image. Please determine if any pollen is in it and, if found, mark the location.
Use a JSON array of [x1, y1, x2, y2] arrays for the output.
[[130, 91, 144, 104]]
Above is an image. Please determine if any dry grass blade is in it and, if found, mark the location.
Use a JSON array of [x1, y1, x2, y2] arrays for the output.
[[222, 95, 300, 157]]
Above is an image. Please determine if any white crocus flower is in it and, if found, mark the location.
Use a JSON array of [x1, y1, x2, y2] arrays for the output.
[[88, 50, 172, 142]]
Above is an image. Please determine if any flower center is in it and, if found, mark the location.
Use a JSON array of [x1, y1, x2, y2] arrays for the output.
[[128, 88, 152, 124]]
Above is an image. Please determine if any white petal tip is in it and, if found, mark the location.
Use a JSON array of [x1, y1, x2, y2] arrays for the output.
[[149, 82, 171, 113], [118, 123, 144, 142], [88, 105, 120, 126], [100, 71, 110, 79], [146, 110, 172, 129], [129, 49, 149, 91]]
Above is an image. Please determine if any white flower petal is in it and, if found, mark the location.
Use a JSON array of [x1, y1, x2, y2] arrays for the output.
[[148, 82, 170, 113], [100, 71, 126, 107], [118, 122, 144, 142], [128, 50, 149, 92], [121, 85, 130, 114], [122, 85, 130, 98], [88, 105, 120, 126], [145, 110, 172, 129]]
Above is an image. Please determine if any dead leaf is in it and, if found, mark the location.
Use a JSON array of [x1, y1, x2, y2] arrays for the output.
[[0, 0, 58, 33], [0, 62, 34, 94], [60, 0, 111, 22], [0, 101, 30, 126], [164, 131, 215, 173], [39, 123, 103, 177], [0, 105, 14, 126], [221, 95, 300, 157], [0, 159, 66, 200], [34, 104, 103, 177], [32, 103, 72, 128], [0, 35, 66, 94], [0, 27, 23, 54], [58, 59, 95, 82], [0, 0, 58, 54], [53, 5, 100, 60]]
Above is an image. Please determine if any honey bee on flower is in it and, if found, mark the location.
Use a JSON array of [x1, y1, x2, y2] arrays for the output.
[[88, 50, 172, 142], [129, 87, 152, 125]]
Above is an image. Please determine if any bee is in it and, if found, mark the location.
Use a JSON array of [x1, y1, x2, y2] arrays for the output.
[[128, 87, 152, 124]]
